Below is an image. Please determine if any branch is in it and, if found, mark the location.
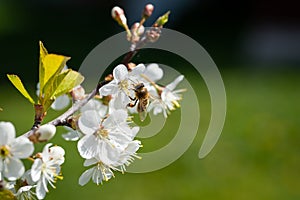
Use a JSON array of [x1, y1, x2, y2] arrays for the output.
[[22, 80, 109, 140]]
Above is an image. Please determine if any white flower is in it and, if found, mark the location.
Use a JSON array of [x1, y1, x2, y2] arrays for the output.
[[31, 144, 65, 200], [148, 75, 185, 118], [78, 158, 114, 186], [0, 122, 34, 181], [77, 109, 139, 160], [62, 99, 107, 142], [99, 64, 145, 109], [78, 140, 141, 186]]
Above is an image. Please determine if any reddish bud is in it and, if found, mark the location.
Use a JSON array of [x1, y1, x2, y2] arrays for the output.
[[143, 4, 154, 18], [111, 6, 127, 26]]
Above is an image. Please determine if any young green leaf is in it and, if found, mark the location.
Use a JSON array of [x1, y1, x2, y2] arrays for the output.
[[50, 69, 84, 98], [40, 54, 70, 94], [7, 74, 35, 104], [155, 11, 170, 26], [38, 42, 70, 95], [38, 41, 48, 96], [42, 69, 84, 111]]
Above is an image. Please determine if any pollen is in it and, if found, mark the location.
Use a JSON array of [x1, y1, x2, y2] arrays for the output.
[[97, 129, 109, 138], [0, 145, 10, 158], [119, 80, 130, 95]]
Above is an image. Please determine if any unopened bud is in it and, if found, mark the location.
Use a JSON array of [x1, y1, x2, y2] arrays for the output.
[[130, 22, 145, 43], [131, 22, 145, 36], [111, 6, 127, 27], [143, 4, 154, 18], [36, 124, 56, 141], [71, 85, 85, 101]]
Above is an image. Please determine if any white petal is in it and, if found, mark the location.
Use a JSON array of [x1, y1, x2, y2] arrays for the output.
[[16, 185, 34, 195], [109, 130, 132, 149], [126, 140, 141, 153], [153, 105, 163, 115], [83, 158, 98, 167], [81, 99, 106, 112], [103, 109, 128, 128], [0, 160, 3, 172], [10, 136, 34, 158], [143, 63, 163, 82], [130, 126, 140, 138], [130, 63, 145, 76], [92, 167, 104, 185], [36, 124, 56, 141], [31, 159, 42, 182], [77, 135, 98, 159], [0, 122, 16, 145], [23, 170, 35, 185], [41, 143, 53, 162], [99, 82, 118, 96], [4, 157, 25, 181], [165, 75, 184, 91], [80, 99, 108, 118], [113, 64, 128, 82], [49, 146, 65, 165], [79, 168, 94, 186], [78, 110, 101, 135], [100, 143, 120, 165], [51, 94, 70, 110], [108, 93, 129, 111], [36, 178, 47, 200], [62, 127, 81, 141]]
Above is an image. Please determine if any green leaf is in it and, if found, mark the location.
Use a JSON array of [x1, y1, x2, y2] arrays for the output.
[[38, 41, 70, 95], [39, 41, 48, 96], [51, 69, 84, 98], [42, 69, 84, 110], [7, 74, 35, 104]]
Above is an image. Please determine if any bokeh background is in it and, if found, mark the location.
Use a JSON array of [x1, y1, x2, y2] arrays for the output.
[[0, 0, 299, 199]]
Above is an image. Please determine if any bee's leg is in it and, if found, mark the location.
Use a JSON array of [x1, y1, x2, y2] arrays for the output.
[[127, 99, 138, 107], [128, 96, 136, 101]]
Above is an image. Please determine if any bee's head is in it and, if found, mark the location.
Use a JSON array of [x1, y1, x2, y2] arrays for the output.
[[134, 83, 144, 91]]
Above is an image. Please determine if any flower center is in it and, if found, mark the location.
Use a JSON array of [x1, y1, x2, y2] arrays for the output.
[[0, 145, 10, 158], [119, 80, 130, 95], [97, 129, 109, 138]]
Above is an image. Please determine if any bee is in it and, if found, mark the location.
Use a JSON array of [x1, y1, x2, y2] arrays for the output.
[[127, 83, 149, 121]]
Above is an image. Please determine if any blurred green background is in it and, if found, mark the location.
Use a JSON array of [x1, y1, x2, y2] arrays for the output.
[[0, 0, 300, 199]]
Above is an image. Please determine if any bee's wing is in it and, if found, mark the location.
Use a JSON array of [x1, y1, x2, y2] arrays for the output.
[[137, 99, 149, 122], [139, 110, 148, 122]]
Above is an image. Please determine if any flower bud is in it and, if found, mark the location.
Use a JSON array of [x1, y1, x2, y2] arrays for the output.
[[131, 22, 145, 36], [130, 22, 145, 43], [71, 85, 85, 101], [143, 4, 154, 18], [36, 124, 56, 141], [111, 6, 127, 27]]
